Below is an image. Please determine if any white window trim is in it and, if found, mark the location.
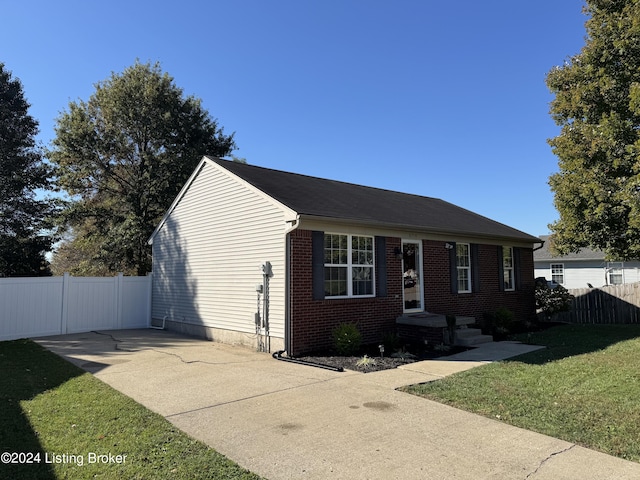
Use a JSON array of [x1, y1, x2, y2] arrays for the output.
[[324, 233, 376, 299], [503, 246, 515, 292], [606, 262, 624, 285], [457, 243, 472, 293], [551, 263, 564, 285]]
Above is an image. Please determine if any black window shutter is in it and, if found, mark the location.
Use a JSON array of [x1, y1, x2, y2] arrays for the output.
[[497, 246, 505, 292], [471, 243, 481, 292], [449, 242, 458, 293], [312, 231, 325, 300], [375, 236, 387, 297], [514, 247, 522, 291]]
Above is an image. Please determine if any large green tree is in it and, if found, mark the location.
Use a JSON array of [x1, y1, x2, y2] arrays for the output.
[[0, 63, 54, 276], [547, 0, 640, 259], [49, 61, 236, 275]]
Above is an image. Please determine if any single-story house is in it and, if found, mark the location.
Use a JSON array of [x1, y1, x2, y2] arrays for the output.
[[148, 156, 541, 355], [534, 235, 640, 289]]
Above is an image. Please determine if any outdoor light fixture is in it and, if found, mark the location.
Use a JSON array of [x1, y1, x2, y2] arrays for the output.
[[394, 247, 403, 259], [445, 243, 454, 250]]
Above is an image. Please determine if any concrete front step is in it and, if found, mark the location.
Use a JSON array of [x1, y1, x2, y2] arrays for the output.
[[455, 332, 494, 346], [396, 314, 476, 328], [395, 314, 492, 347], [455, 328, 483, 338]]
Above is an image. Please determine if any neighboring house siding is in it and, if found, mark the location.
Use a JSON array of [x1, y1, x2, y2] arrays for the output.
[[532, 235, 640, 289], [535, 261, 602, 289], [152, 162, 288, 343], [534, 261, 640, 289]]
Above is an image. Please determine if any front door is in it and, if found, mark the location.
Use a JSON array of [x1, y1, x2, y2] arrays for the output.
[[402, 241, 423, 312]]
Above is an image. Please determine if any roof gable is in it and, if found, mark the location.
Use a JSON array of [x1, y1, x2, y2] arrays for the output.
[[210, 157, 540, 243], [148, 157, 297, 244]]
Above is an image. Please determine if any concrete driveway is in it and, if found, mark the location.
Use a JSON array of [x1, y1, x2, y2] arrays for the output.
[[36, 329, 640, 480]]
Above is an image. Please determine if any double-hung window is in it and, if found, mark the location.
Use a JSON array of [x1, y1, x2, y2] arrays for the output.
[[551, 263, 564, 285], [502, 246, 515, 291], [456, 243, 471, 293], [607, 262, 624, 285], [324, 234, 374, 297]]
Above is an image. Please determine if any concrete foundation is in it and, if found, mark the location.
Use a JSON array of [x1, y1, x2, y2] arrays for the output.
[[155, 318, 285, 353]]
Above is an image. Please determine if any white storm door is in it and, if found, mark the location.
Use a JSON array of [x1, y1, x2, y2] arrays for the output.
[[402, 241, 423, 312]]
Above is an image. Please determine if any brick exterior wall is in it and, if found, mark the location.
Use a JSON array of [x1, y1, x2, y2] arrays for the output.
[[422, 241, 536, 326], [289, 230, 403, 355], [288, 230, 536, 356]]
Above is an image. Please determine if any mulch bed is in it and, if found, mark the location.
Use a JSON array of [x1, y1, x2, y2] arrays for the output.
[[295, 343, 471, 373]]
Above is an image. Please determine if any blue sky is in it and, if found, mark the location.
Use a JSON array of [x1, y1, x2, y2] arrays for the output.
[[3, 1, 587, 237]]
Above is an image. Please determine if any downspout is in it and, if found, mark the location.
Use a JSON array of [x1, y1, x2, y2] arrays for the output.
[[283, 216, 300, 357], [272, 350, 344, 372], [533, 239, 545, 252]]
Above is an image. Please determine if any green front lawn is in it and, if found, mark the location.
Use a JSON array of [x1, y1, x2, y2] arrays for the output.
[[0, 339, 262, 479], [402, 324, 640, 462]]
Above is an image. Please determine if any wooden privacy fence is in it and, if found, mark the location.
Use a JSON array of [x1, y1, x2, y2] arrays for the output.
[[553, 282, 640, 324], [0, 273, 152, 341]]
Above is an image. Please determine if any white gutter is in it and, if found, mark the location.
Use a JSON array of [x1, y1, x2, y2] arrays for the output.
[[295, 214, 541, 247]]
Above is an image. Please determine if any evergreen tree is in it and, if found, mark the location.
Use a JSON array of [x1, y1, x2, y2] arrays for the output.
[[0, 63, 54, 276]]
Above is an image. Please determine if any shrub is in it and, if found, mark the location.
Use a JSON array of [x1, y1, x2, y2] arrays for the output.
[[480, 312, 494, 336], [536, 282, 574, 321], [332, 323, 362, 355], [381, 331, 401, 353], [494, 307, 514, 330], [390, 348, 417, 360], [492, 307, 514, 340]]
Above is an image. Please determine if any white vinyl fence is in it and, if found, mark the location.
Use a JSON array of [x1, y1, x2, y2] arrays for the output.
[[0, 273, 152, 341]]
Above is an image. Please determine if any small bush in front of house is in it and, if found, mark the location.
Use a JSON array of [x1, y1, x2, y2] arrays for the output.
[[480, 312, 494, 336], [381, 330, 402, 353], [332, 322, 362, 355], [390, 347, 417, 360], [493, 307, 515, 340]]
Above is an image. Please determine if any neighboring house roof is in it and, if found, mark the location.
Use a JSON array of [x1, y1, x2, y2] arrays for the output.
[[533, 235, 605, 262], [150, 156, 541, 244]]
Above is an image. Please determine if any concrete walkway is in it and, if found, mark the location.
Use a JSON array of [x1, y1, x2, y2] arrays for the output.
[[36, 329, 640, 480]]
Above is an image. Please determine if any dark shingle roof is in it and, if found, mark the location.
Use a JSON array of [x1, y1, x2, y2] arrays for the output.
[[211, 157, 540, 243], [533, 235, 605, 261]]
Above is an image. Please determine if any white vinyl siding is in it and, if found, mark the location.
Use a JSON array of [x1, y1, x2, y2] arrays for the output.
[[151, 161, 290, 339], [534, 260, 640, 289]]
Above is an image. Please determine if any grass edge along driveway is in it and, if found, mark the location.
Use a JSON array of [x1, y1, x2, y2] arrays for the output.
[[402, 324, 640, 463], [0, 338, 263, 480]]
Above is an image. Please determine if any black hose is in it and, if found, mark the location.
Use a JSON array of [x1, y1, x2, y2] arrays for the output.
[[272, 351, 344, 372]]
